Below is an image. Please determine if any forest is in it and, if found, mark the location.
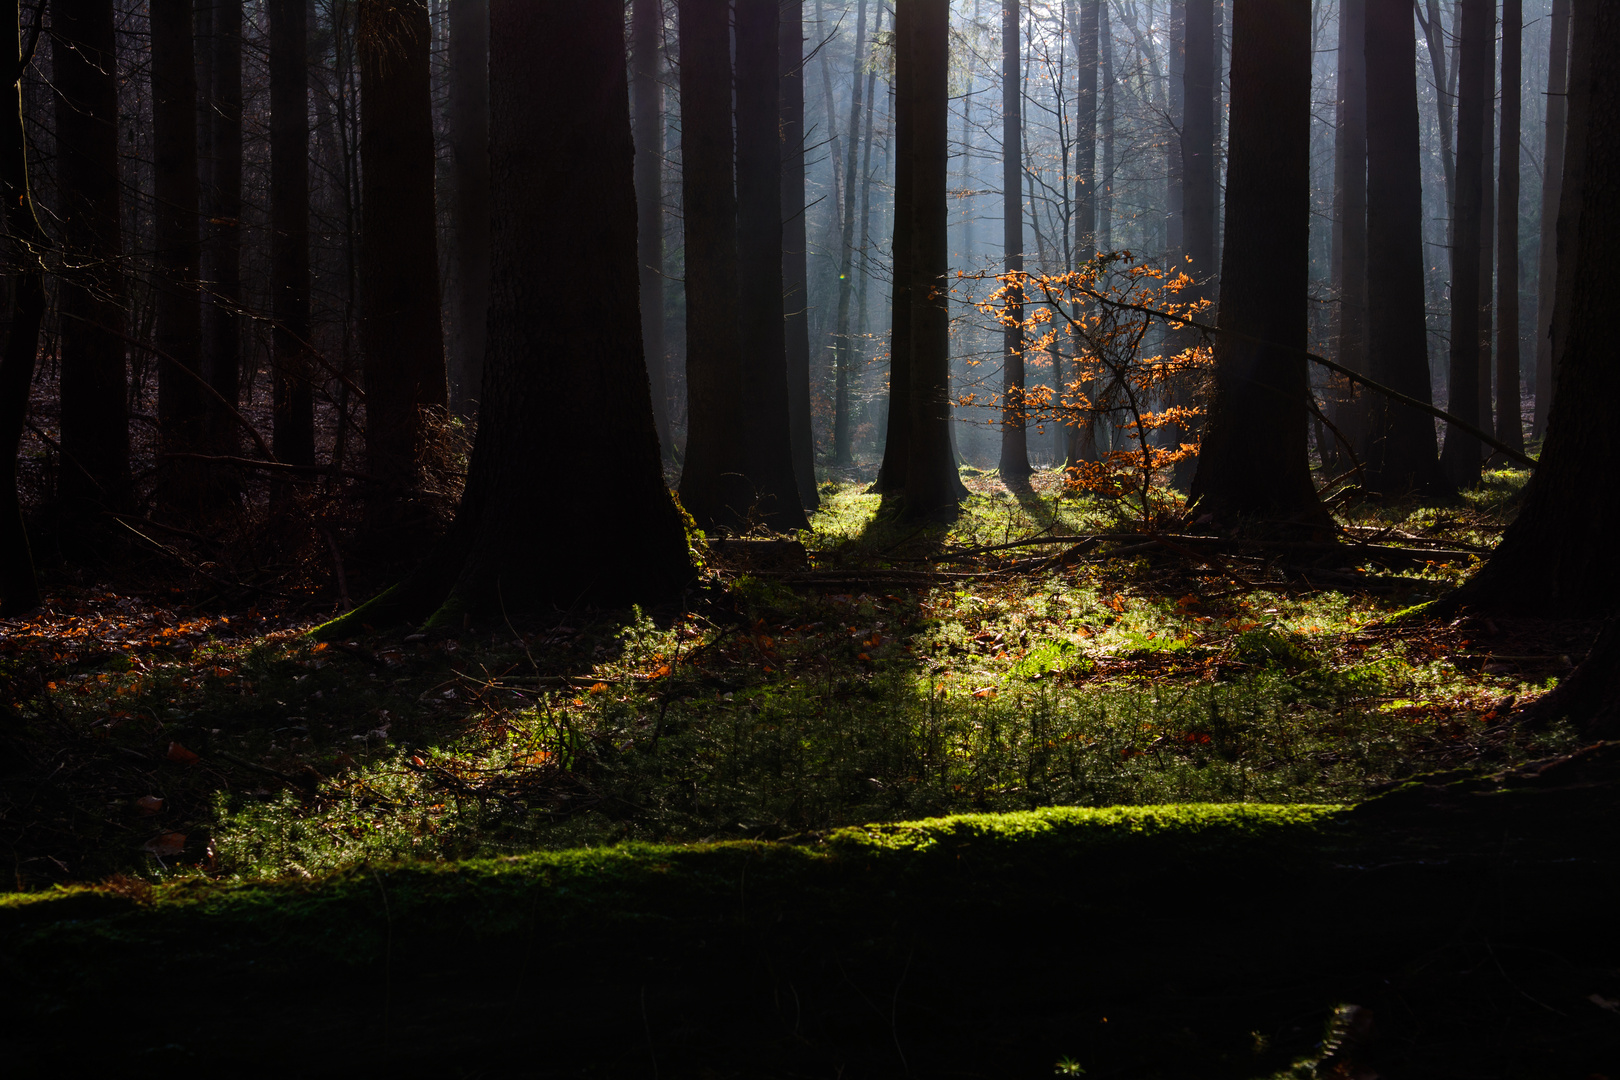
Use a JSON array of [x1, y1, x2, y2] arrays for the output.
[[1, 0, 1618, 1074]]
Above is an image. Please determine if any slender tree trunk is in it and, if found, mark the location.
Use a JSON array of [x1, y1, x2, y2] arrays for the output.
[[326, 0, 691, 630], [1330, 0, 1368, 452], [903, 0, 961, 517], [206, 0, 243, 452], [833, 0, 868, 467], [781, 0, 818, 506], [0, 0, 43, 611], [735, 0, 807, 532], [676, 0, 747, 530], [997, 0, 1030, 483], [631, 0, 670, 458], [270, 0, 314, 467], [1098, 0, 1114, 252], [1171, 0, 1215, 489], [449, 0, 489, 418], [1167, 0, 1184, 260], [851, 0, 883, 477], [1418, 0, 1456, 225], [1532, 0, 1569, 440], [1188, 0, 1324, 527], [53, 0, 130, 514], [1475, 1, 1496, 440], [1454, 0, 1619, 616], [151, 0, 205, 509], [1439, 0, 1491, 489], [1493, 0, 1523, 456], [814, 0, 844, 243], [1363, 0, 1448, 496], [359, 0, 447, 500], [1074, 0, 1097, 261], [873, 0, 916, 494]]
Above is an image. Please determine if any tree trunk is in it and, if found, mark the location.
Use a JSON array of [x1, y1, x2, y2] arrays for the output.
[[781, 1, 819, 507], [735, 0, 808, 532], [1097, 0, 1114, 253], [359, 0, 447, 501], [631, 0, 670, 459], [1453, 0, 1610, 617], [1330, 0, 1368, 454], [831, 0, 867, 468], [998, 0, 1030, 483], [52, 0, 130, 515], [1063, 0, 1097, 470], [1167, 0, 1184, 260], [205, 0, 243, 453], [1187, 0, 1324, 528], [851, 0, 883, 480], [676, 0, 748, 530], [1362, 0, 1449, 497], [449, 0, 489, 418], [902, 0, 961, 518], [872, 0, 916, 495], [322, 0, 690, 632], [1475, 3, 1496, 442], [269, 0, 314, 468], [151, 0, 204, 510], [1171, 0, 1216, 491], [0, 0, 43, 612], [1532, 0, 1570, 440], [1493, 0, 1523, 456], [1419, 0, 1456, 243], [1438, 0, 1491, 490]]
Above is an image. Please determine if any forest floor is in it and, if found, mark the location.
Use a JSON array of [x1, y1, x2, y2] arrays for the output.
[[2, 463, 1616, 1075]]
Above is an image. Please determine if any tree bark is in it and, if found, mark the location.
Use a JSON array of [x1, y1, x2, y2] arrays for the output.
[[735, 0, 807, 532], [359, 0, 447, 500], [1330, 0, 1368, 453], [322, 0, 690, 631], [1187, 0, 1324, 528], [781, 0, 819, 507], [269, 0, 314, 468], [631, 0, 670, 458], [52, 0, 130, 515], [872, 1, 916, 495], [1171, 0, 1215, 491], [998, 0, 1030, 483], [449, 0, 489, 419], [1062, 0, 1097, 470], [1475, 2, 1496, 440], [1362, 0, 1449, 496], [1532, 0, 1570, 440], [851, 0, 883, 483], [1438, 0, 1490, 490], [205, 0, 243, 453], [676, 0, 748, 530], [1167, 0, 1184, 261], [1493, 0, 1523, 457], [831, 0, 867, 468], [1097, 0, 1114, 253], [0, 0, 43, 612], [1452, 0, 1610, 617], [902, 0, 962, 518]]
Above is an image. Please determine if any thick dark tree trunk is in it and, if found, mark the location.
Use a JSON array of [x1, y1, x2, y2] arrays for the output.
[[1330, 0, 1368, 453], [781, 1, 818, 507], [449, 0, 489, 419], [205, 0, 243, 452], [1438, 0, 1491, 490], [0, 0, 43, 612], [322, 0, 690, 633], [1187, 0, 1324, 528], [998, 0, 1030, 483], [52, 0, 130, 515], [269, 0, 314, 467], [832, 0, 867, 468], [1492, 0, 1523, 457], [1532, 0, 1571, 440], [359, 0, 447, 499], [901, 0, 961, 518], [872, 2, 915, 495], [1362, 0, 1448, 496], [151, 0, 204, 509], [631, 0, 670, 458], [734, 0, 807, 532], [676, 0, 748, 530], [1453, 0, 1614, 618]]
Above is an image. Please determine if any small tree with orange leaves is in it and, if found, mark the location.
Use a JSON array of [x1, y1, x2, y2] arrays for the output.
[[964, 253, 1214, 530]]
